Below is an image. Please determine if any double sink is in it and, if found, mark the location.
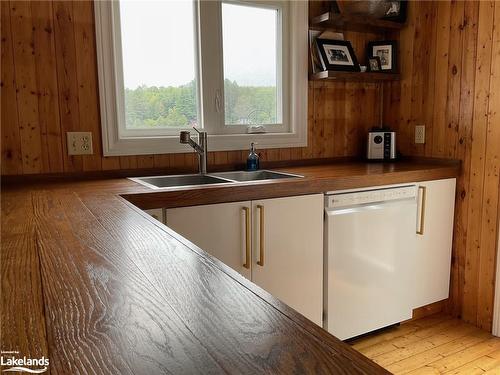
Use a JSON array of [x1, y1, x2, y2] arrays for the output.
[[130, 170, 303, 190]]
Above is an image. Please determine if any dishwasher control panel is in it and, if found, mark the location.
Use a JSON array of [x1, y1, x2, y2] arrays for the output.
[[326, 185, 417, 208]]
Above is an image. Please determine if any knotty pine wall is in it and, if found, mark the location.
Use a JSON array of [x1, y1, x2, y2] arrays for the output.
[[383, 1, 500, 331], [3, 0, 500, 332], [1, 0, 382, 175]]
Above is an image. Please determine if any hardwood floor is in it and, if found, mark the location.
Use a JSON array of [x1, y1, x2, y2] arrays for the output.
[[349, 314, 500, 374]]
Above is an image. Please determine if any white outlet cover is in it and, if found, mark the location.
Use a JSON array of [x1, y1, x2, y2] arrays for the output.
[[67, 132, 93, 155]]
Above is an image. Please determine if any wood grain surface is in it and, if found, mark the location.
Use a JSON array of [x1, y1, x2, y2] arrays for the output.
[[351, 313, 500, 374], [121, 159, 460, 210], [1, 0, 382, 175], [387, 0, 500, 332], [7, 162, 447, 373], [2, 0, 498, 336], [1, 191, 49, 364]]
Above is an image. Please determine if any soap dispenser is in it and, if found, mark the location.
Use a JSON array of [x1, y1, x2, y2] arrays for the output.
[[246, 142, 260, 171]]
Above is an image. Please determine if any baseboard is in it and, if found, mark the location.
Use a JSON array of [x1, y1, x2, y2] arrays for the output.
[[411, 299, 448, 320]]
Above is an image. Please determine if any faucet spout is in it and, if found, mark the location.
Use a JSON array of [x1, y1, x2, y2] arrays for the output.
[[180, 129, 208, 175], [179, 131, 191, 144]]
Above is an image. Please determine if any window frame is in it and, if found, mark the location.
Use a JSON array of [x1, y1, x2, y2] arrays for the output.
[[113, 0, 202, 138], [94, 0, 308, 156], [215, 0, 286, 133]]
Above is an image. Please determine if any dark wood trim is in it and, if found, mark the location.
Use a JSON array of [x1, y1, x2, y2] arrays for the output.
[[311, 11, 405, 33], [311, 71, 401, 82]]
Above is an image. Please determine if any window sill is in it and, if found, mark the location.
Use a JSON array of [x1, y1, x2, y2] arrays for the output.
[[102, 130, 307, 156]]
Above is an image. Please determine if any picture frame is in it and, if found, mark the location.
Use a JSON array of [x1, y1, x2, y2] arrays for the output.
[[381, 1, 408, 23], [309, 30, 323, 74], [367, 41, 397, 73], [316, 39, 360, 72], [330, 1, 341, 14], [368, 56, 382, 72]]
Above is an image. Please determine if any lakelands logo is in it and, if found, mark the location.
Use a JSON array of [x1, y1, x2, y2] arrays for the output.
[[1, 351, 48, 373]]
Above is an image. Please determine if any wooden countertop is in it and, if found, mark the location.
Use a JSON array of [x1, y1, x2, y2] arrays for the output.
[[1, 159, 459, 374], [123, 158, 460, 210]]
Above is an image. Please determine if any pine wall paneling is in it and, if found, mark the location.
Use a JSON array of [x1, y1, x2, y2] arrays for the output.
[[3, 0, 500, 332], [1, 1, 22, 175], [1, 0, 382, 175], [389, 0, 500, 332]]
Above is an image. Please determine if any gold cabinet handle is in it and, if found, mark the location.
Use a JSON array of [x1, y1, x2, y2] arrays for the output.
[[257, 205, 264, 267], [242, 207, 250, 269], [417, 186, 427, 235]]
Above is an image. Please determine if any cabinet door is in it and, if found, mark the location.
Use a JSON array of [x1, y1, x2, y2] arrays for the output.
[[166, 201, 252, 279], [414, 178, 456, 308], [144, 208, 164, 223], [251, 194, 323, 325]]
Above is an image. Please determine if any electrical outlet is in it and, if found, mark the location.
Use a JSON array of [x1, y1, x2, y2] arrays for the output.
[[415, 125, 425, 144], [67, 132, 93, 155]]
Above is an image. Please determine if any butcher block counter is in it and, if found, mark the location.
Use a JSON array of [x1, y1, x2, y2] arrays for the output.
[[1, 159, 459, 374]]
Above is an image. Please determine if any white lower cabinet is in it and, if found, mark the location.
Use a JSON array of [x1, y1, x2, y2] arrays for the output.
[[144, 208, 164, 223], [166, 201, 252, 279], [165, 194, 324, 325], [148, 178, 455, 329], [250, 196, 324, 325], [413, 178, 456, 308]]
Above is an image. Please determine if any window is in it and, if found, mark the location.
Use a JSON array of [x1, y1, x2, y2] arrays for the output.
[[95, 0, 307, 156], [222, 3, 279, 127], [119, 1, 199, 131]]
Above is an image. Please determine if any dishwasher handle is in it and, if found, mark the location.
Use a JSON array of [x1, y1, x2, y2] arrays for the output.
[[325, 185, 417, 209], [326, 196, 417, 216]]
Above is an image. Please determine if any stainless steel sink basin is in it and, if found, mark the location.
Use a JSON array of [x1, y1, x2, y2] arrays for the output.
[[211, 170, 303, 182], [130, 170, 303, 190], [129, 174, 232, 190]]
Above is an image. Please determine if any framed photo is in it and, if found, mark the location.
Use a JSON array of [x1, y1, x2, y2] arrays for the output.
[[368, 56, 382, 72], [330, 1, 340, 14], [367, 41, 397, 73], [381, 1, 408, 23], [316, 39, 360, 72]]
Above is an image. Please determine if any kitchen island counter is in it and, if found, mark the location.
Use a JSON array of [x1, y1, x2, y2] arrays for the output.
[[1, 159, 459, 374]]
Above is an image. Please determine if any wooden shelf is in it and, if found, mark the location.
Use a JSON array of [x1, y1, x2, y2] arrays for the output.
[[311, 12, 404, 33], [310, 71, 400, 82]]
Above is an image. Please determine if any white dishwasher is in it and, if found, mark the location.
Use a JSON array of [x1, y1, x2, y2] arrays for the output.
[[324, 184, 417, 340]]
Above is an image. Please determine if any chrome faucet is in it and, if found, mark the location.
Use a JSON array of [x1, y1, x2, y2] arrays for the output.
[[180, 128, 208, 174]]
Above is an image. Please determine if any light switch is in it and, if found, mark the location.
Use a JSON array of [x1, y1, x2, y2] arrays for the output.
[[67, 132, 93, 155]]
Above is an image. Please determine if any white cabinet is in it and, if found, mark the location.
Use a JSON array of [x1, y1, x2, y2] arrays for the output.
[[144, 208, 164, 223], [413, 178, 456, 308], [165, 201, 252, 279], [251, 196, 324, 325], [165, 194, 324, 325]]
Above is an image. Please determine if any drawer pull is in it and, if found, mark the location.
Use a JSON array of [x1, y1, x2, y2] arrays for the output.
[[417, 186, 427, 235], [257, 205, 264, 267], [243, 207, 250, 269]]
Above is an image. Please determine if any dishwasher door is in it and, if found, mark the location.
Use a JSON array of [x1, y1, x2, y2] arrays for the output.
[[324, 187, 417, 340]]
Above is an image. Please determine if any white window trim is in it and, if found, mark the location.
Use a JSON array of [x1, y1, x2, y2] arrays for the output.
[[94, 0, 308, 156], [206, 0, 287, 134], [113, 0, 203, 139]]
